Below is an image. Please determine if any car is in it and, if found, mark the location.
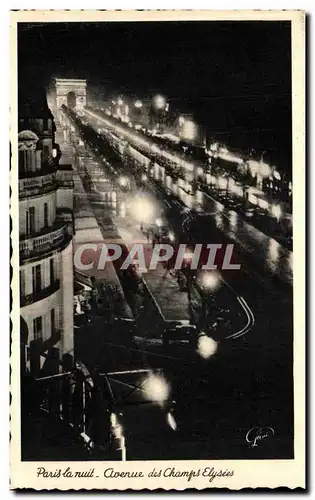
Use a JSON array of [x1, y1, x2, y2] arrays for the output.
[[227, 200, 243, 210], [241, 207, 255, 218], [162, 322, 197, 346], [253, 207, 268, 217]]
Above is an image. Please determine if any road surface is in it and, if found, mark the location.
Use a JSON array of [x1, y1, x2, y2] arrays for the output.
[[63, 109, 294, 460]]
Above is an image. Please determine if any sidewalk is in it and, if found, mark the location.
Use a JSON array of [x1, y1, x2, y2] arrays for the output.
[[70, 137, 134, 322], [114, 215, 191, 324]]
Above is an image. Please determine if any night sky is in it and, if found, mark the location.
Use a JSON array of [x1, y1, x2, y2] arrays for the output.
[[18, 21, 292, 172]]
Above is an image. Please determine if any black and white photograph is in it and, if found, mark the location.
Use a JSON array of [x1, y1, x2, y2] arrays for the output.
[[10, 10, 305, 490]]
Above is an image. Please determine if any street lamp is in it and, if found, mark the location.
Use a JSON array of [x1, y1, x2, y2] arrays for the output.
[[197, 335, 218, 359], [119, 176, 128, 188], [153, 94, 166, 110], [201, 271, 220, 291], [141, 173, 148, 182], [134, 100, 143, 109], [143, 373, 170, 404], [130, 196, 155, 222]]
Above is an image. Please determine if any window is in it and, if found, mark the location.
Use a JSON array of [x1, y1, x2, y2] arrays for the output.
[[32, 264, 41, 296], [19, 269, 25, 300], [27, 206, 35, 234], [51, 309, 55, 335], [38, 119, 44, 132], [18, 151, 26, 175], [50, 259, 55, 285], [33, 316, 42, 341], [44, 203, 49, 228]]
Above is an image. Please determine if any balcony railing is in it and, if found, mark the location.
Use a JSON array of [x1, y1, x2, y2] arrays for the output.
[[56, 166, 74, 189], [19, 172, 57, 197], [20, 279, 61, 307], [20, 223, 72, 260]]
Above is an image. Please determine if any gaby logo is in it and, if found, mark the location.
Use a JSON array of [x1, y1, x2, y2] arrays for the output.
[[73, 241, 241, 276]]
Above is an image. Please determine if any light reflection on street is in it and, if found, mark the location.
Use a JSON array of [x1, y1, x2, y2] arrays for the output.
[[229, 210, 238, 232], [268, 239, 280, 271], [215, 213, 223, 227], [166, 411, 177, 431]]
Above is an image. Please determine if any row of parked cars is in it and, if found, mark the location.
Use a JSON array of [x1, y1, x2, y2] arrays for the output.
[[213, 190, 268, 219]]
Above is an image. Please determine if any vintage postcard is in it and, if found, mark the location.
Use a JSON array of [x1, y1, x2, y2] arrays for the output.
[[10, 10, 305, 490]]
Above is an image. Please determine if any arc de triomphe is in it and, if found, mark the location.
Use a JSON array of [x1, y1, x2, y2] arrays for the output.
[[55, 78, 87, 110]]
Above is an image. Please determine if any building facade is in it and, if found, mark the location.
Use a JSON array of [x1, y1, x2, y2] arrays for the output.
[[19, 92, 74, 377]]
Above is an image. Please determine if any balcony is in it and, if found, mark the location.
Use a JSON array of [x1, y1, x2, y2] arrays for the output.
[[56, 165, 74, 189], [20, 279, 61, 307], [19, 172, 57, 198], [20, 222, 72, 261]]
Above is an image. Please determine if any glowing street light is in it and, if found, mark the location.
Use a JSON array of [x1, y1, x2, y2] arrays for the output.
[[141, 173, 148, 182], [143, 373, 170, 404], [119, 176, 128, 188], [201, 271, 220, 290], [183, 251, 193, 262], [197, 335, 218, 359], [134, 100, 143, 108], [153, 94, 166, 110], [130, 196, 155, 222]]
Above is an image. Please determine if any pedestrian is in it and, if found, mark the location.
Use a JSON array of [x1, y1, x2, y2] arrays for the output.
[[163, 254, 172, 278]]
